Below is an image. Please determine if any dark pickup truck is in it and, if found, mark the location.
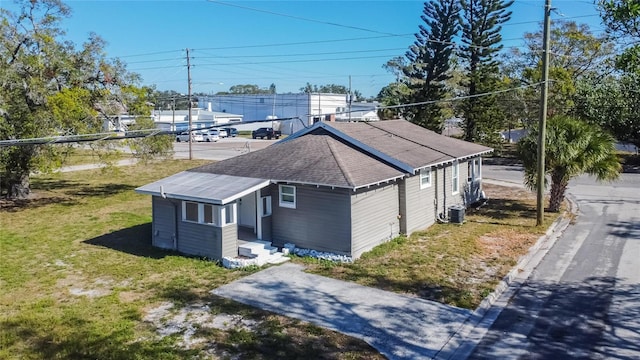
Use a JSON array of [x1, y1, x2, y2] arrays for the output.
[[252, 127, 281, 140]]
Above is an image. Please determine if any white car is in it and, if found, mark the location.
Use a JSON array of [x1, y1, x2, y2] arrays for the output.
[[176, 131, 204, 142], [218, 128, 228, 138], [203, 130, 220, 142]]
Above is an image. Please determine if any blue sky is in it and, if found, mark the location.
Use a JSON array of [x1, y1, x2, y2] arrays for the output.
[[8, 0, 605, 98]]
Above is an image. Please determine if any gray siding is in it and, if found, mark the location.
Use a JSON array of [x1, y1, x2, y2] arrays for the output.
[[432, 162, 466, 221], [403, 173, 436, 234], [221, 225, 238, 258], [398, 180, 408, 234], [177, 221, 224, 259], [271, 184, 351, 254], [351, 183, 400, 258], [152, 197, 177, 250], [261, 216, 272, 240]]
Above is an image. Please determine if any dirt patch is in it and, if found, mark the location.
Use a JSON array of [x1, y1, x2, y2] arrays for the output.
[[144, 301, 259, 349], [57, 274, 131, 299]]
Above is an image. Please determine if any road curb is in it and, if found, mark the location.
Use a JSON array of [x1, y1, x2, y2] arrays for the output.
[[434, 192, 578, 359]]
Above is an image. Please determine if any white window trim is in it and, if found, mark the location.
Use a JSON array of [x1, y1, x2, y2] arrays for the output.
[[181, 201, 234, 227], [261, 196, 272, 217], [279, 185, 296, 209], [452, 161, 460, 195], [419, 168, 432, 189], [220, 203, 236, 226], [182, 201, 201, 223], [468, 158, 482, 182]]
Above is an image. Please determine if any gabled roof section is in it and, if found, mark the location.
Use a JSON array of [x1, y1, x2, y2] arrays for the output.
[[285, 120, 492, 172], [282, 121, 416, 173], [190, 130, 406, 189]]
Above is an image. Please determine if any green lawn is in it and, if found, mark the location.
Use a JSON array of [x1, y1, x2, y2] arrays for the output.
[[297, 184, 562, 309], [0, 160, 382, 360]]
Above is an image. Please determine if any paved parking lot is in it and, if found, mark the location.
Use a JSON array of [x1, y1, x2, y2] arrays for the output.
[[173, 137, 277, 161]]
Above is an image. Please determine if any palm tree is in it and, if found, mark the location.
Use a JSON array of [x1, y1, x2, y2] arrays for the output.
[[518, 116, 621, 212]]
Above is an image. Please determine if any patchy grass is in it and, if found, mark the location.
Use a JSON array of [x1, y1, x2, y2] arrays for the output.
[[0, 160, 383, 359], [299, 184, 562, 309], [57, 145, 132, 167]]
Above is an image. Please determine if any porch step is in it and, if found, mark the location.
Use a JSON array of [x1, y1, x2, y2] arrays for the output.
[[238, 240, 278, 258]]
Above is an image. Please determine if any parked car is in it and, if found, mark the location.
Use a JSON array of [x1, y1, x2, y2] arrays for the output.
[[218, 128, 228, 138], [176, 131, 204, 142], [223, 127, 238, 137], [252, 127, 281, 140], [203, 130, 220, 142]]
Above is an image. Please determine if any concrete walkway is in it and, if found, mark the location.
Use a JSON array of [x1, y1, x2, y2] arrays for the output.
[[212, 263, 472, 360], [213, 168, 574, 359]]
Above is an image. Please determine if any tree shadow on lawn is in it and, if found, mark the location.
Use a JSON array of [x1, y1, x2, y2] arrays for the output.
[[4, 178, 136, 212], [0, 313, 197, 359], [467, 197, 536, 222], [0, 195, 78, 212], [67, 183, 136, 197], [84, 223, 172, 259], [32, 177, 136, 197]]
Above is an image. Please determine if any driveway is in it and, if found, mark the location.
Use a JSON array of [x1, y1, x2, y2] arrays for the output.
[[212, 263, 472, 360]]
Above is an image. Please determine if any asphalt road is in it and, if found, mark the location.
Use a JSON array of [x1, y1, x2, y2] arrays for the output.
[[468, 167, 640, 359]]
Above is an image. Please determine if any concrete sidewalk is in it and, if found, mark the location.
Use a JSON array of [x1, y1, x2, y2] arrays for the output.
[[212, 262, 472, 360]]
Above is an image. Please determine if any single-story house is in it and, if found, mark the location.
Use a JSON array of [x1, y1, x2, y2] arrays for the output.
[[135, 119, 492, 261]]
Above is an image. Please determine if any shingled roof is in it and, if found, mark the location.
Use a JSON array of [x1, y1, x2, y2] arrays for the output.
[[190, 129, 406, 189], [295, 120, 493, 172], [189, 119, 492, 190]]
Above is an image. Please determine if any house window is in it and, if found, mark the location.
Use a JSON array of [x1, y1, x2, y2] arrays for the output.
[[452, 161, 459, 194], [182, 201, 232, 227], [279, 185, 296, 209], [420, 168, 432, 189], [184, 201, 199, 222], [222, 203, 236, 225], [203, 204, 216, 225], [468, 158, 482, 181], [261, 196, 272, 216]]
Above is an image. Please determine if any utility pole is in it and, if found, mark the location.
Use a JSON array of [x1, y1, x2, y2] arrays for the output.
[[537, 0, 552, 226], [172, 95, 176, 132], [348, 75, 352, 122], [187, 48, 193, 160]]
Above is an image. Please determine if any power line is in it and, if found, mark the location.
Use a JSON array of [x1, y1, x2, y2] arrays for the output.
[[195, 47, 409, 60], [376, 82, 545, 110], [206, 0, 401, 37]]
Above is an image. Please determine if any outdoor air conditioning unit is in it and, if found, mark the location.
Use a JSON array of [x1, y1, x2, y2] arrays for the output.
[[448, 205, 465, 224]]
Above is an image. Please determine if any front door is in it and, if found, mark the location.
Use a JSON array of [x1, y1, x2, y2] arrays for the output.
[[238, 192, 257, 231]]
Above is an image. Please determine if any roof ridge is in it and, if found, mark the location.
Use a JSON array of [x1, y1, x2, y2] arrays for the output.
[[365, 120, 460, 161], [325, 136, 355, 188]]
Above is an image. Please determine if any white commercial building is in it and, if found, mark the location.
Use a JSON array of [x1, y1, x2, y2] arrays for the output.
[[152, 108, 243, 132], [198, 93, 379, 134]]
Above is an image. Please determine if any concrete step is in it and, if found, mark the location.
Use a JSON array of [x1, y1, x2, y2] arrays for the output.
[[238, 241, 277, 258]]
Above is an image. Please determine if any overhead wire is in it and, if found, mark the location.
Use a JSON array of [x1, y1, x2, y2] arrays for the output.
[[3, 84, 547, 146]]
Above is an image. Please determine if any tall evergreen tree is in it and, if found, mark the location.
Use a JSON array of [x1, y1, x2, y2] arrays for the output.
[[459, 0, 513, 144], [402, 0, 460, 133]]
